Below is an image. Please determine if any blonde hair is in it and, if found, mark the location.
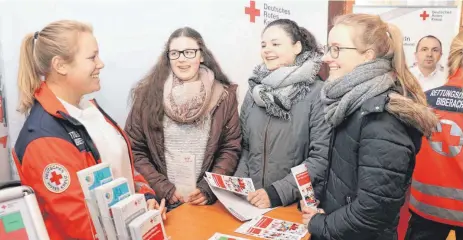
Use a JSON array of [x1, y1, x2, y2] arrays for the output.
[[17, 20, 93, 113], [447, 31, 463, 78], [333, 13, 427, 106]]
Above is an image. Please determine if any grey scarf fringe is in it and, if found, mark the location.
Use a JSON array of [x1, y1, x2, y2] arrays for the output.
[[249, 51, 322, 120], [259, 82, 311, 120]]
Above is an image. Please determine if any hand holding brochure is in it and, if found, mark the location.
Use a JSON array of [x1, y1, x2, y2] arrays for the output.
[[205, 172, 255, 195], [291, 164, 318, 209], [204, 176, 272, 221], [235, 216, 308, 240]]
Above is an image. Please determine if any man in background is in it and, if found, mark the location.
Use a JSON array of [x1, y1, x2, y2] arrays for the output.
[[410, 35, 447, 91]]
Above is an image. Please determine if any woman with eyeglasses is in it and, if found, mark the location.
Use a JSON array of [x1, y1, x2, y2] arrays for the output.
[[125, 27, 241, 209], [300, 13, 439, 240], [234, 19, 330, 209]]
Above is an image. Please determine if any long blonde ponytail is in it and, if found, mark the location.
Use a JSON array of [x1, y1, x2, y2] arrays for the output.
[[333, 13, 438, 136], [17, 20, 93, 114], [387, 23, 426, 106], [17, 33, 41, 114]]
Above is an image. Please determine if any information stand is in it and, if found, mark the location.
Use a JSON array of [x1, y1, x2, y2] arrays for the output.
[[0, 181, 50, 240]]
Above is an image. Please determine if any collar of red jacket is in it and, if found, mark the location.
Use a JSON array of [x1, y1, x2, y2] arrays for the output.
[[34, 82, 69, 118], [447, 68, 463, 87]]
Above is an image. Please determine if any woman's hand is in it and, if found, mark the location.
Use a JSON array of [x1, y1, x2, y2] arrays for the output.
[[147, 198, 167, 220], [187, 188, 208, 205], [247, 189, 271, 209], [301, 200, 324, 228], [168, 190, 185, 205]]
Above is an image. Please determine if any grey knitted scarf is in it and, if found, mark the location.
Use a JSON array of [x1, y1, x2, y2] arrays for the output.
[[320, 58, 397, 127], [249, 51, 322, 120]]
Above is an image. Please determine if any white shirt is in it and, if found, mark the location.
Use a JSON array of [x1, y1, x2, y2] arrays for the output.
[[58, 98, 135, 193], [410, 65, 447, 92]]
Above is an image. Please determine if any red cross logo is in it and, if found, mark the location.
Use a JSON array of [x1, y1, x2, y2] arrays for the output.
[[43, 164, 70, 193], [150, 218, 154, 224], [430, 119, 463, 157], [245, 1, 260, 23], [50, 171, 63, 186], [420, 11, 430, 21], [432, 123, 461, 154]]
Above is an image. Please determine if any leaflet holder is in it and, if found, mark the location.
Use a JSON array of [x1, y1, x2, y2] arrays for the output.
[[0, 180, 50, 240], [83, 197, 122, 240], [86, 196, 147, 240]]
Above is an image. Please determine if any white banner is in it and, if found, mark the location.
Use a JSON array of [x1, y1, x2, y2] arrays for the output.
[[0, 39, 13, 181], [0, 0, 328, 177], [353, 5, 460, 83]]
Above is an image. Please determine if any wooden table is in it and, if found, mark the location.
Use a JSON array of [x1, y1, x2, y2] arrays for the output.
[[164, 202, 310, 239]]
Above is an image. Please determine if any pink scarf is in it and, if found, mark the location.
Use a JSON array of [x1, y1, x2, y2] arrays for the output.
[[163, 66, 216, 123]]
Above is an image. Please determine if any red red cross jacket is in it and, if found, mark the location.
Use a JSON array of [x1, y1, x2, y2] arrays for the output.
[[13, 82, 156, 240], [410, 68, 463, 227]]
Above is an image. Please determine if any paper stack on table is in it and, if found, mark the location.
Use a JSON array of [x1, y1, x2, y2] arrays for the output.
[[235, 216, 308, 240], [208, 232, 250, 240], [204, 173, 273, 221]]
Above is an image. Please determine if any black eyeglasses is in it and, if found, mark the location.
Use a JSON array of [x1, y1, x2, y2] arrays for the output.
[[167, 49, 201, 60], [324, 45, 357, 59]]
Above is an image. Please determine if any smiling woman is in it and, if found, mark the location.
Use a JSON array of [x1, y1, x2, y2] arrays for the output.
[[12, 20, 164, 240], [126, 27, 241, 211], [168, 38, 203, 81], [303, 13, 439, 240], [234, 19, 330, 211]]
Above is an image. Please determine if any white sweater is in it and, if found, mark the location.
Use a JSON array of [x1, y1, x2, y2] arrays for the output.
[[163, 114, 211, 195]]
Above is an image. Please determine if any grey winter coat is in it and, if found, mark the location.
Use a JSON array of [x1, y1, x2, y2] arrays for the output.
[[234, 78, 331, 207]]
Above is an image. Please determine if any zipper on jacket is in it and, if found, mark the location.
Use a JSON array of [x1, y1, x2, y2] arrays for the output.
[[346, 196, 352, 204], [262, 117, 271, 187]]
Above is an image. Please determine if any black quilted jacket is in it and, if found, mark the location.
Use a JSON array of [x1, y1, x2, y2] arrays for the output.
[[309, 93, 424, 240]]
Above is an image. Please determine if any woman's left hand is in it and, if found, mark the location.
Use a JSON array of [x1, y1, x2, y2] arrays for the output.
[[187, 188, 208, 205], [247, 189, 271, 209], [147, 198, 167, 221], [301, 200, 325, 227]]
